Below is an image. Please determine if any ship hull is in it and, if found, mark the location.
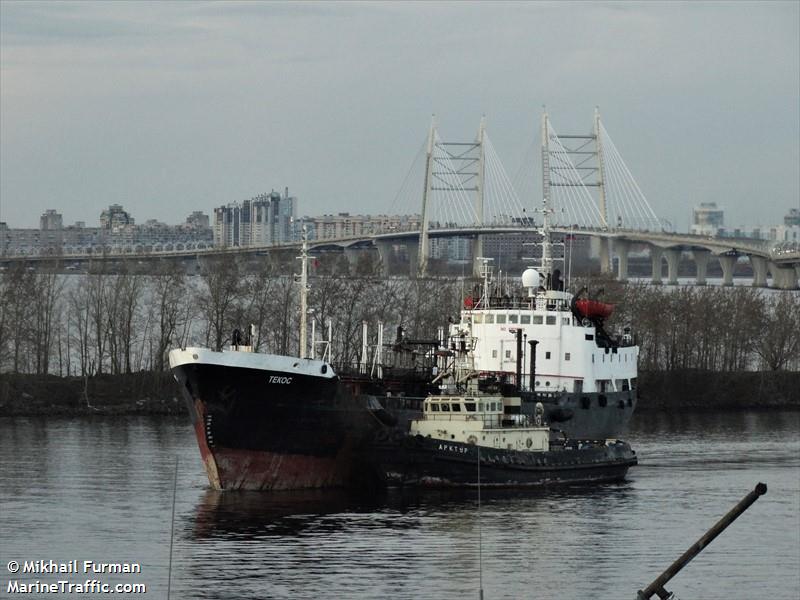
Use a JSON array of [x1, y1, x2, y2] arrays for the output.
[[373, 436, 637, 488], [170, 348, 380, 491], [530, 390, 637, 440]]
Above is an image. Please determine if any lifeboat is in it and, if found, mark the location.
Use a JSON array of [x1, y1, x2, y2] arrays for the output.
[[574, 298, 614, 320]]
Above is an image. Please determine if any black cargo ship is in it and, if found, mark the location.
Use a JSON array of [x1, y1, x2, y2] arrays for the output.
[[169, 346, 431, 490]]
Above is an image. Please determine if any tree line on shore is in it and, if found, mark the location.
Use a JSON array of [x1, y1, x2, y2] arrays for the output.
[[1, 258, 798, 377]]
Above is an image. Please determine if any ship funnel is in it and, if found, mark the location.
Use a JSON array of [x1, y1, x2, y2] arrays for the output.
[[522, 268, 540, 297]]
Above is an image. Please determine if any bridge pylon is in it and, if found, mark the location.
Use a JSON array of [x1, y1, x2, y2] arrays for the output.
[[417, 115, 436, 278]]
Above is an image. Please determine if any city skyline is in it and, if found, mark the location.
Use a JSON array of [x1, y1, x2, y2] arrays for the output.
[[1, 2, 798, 230]]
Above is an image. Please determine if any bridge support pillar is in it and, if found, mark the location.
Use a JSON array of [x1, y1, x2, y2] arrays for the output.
[[407, 243, 419, 278], [718, 255, 737, 286], [664, 249, 681, 285], [650, 246, 664, 284], [769, 262, 798, 290], [375, 240, 394, 276], [749, 255, 768, 287], [473, 235, 484, 278], [614, 239, 630, 282], [691, 249, 710, 286], [599, 238, 612, 274]]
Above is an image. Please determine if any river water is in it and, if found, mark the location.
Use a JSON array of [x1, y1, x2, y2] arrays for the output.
[[1, 411, 798, 600]]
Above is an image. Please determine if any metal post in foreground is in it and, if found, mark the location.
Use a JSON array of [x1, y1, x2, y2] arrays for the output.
[[637, 482, 767, 600]]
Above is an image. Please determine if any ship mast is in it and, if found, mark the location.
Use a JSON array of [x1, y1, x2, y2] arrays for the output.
[[297, 225, 313, 359]]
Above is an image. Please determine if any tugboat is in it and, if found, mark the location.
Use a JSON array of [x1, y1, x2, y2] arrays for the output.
[[373, 394, 637, 487]]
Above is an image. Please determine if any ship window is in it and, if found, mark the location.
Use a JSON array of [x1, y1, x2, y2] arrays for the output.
[[508, 315, 518, 324], [630, 378, 637, 390], [535, 380, 540, 387], [473, 314, 483, 324], [451, 403, 461, 412], [585, 334, 594, 341], [505, 350, 511, 359], [521, 315, 531, 324], [492, 350, 498, 358], [565, 353, 571, 361], [485, 314, 495, 324], [496, 314, 507, 324], [574, 380, 583, 393], [592, 355, 595, 363], [545, 351, 551, 359], [563, 318, 570, 325], [546, 316, 556, 325], [464, 402, 476, 412], [533, 315, 543, 324], [621, 379, 630, 391], [431, 403, 440, 412], [478, 403, 484, 411], [441, 403, 450, 412], [545, 381, 550, 387]]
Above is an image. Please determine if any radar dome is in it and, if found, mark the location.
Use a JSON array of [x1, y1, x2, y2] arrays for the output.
[[521, 268, 540, 289]]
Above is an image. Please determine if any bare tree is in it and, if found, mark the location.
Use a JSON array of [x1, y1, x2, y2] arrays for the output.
[[755, 292, 800, 370], [198, 257, 243, 351]]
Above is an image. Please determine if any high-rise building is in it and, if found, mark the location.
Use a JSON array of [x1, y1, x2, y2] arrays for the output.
[[213, 188, 297, 247], [691, 202, 724, 235], [39, 209, 63, 230], [186, 211, 210, 229], [99, 204, 134, 230]]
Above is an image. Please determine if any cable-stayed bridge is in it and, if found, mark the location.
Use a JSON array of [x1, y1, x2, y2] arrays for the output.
[[4, 110, 799, 288]]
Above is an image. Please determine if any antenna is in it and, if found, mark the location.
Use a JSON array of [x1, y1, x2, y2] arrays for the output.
[[296, 225, 315, 359]]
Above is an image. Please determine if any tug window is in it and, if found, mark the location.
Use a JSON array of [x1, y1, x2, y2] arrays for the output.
[[478, 403, 484, 411], [485, 314, 495, 324], [473, 314, 484, 324], [533, 315, 543, 324], [464, 402, 476, 412], [492, 350, 498, 358], [496, 315, 507, 324], [565, 353, 571, 361], [521, 315, 531, 324], [505, 350, 512, 359], [508, 315, 518, 324], [621, 379, 630, 391], [431, 404, 440, 412], [441, 403, 450, 412], [546, 316, 556, 325], [630, 378, 638, 389], [451, 403, 461, 412], [545, 351, 551, 359], [563, 318, 570, 325]]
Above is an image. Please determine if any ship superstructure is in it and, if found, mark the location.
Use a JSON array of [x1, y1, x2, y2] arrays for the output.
[[440, 202, 639, 438]]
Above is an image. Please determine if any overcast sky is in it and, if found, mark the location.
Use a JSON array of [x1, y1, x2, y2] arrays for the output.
[[1, 1, 798, 231]]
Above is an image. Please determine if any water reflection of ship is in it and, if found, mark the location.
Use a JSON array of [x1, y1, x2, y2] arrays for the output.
[[191, 489, 391, 540]]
